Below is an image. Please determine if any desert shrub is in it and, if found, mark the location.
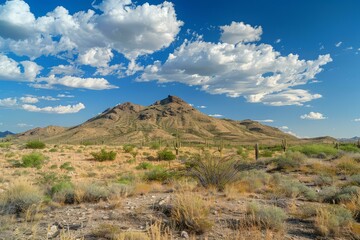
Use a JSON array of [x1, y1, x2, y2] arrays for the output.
[[91, 149, 116, 161], [246, 202, 287, 231], [171, 193, 213, 234], [336, 157, 360, 175], [314, 206, 353, 237], [60, 162, 75, 171], [0, 181, 43, 214], [319, 186, 360, 204], [143, 166, 172, 182], [271, 151, 306, 171], [236, 170, 271, 193], [51, 181, 75, 204], [0, 142, 11, 148], [150, 142, 161, 150], [118, 172, 136, 185], [188, 155, 240, 190], [157, 149, 176, 161], [20, 152, 47, 168], [49, 148, 57, 152], [339, 144, 360, 153], [277, 179, 317, 201], [314, 175, 334, 186], [290, 144, 338, 158], [25, 140, 46, 149], [74, 182, 110, 203], [349, 174, 360, 186], [260, 149, 273, 158], [123, 144, 135, 153], [135, 162, 153, 170], [108, 183, 135, 198]]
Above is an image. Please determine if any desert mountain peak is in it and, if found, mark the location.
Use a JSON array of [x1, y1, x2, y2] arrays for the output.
[[152, 95, 189, 106]]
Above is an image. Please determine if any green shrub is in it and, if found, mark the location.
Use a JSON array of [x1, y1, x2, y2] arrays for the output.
[[188, 155, 240, 190], [290, 144, 338, 158], [0, 181, 43, 214], [260, 150, 273, 158], [51, 181, 75, 204], [143, 166, 172, 182], [75, 182, 110, 203], [91, 149, 116, 161], [0, 142, 11, 148], [339, 144, 360, 153], [319, 186, 360, 204], [150, 142, 161, 150], [49, 148, 57, 152], [272, 151, 306, 171], [246, 203, 287, 231], [157, 149, 176, 161], [135, 162, 153, 170], [123, 144, 135, 153], [278, 179, 317, 201], [21, 152, 47, 168], [118, 173, 136, 185], [60, 162, 75, 171], [25, 140, 46, 149]]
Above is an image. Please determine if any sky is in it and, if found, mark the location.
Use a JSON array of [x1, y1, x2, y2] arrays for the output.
[[0, 0, 360, 138]]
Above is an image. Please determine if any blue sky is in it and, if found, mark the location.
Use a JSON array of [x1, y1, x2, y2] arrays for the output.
[[0, 0, 359, 138]]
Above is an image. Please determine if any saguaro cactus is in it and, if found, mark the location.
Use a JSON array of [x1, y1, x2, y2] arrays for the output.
[[217, 140, 224, 158], [173, 136, 181, 156], [281, 139, 287, 152], [255, 143, 259, 160]]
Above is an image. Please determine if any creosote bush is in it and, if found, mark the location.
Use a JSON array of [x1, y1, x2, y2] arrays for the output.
[[271, 151, 306, 171], [19, 152, 47, 168], [246, 202, 287, 231], [171, 193, 213, 234], [91, 149, 116, 161], [0, 181, 43, 214], [188, 155, 240, 190], [289, 144, 338, 158], [143, 166, 172, 182], [25, 140, 46, 149], [157, 149, 176, 161]]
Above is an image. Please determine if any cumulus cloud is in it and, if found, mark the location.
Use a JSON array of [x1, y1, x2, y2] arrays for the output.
[[0, 0, 183, 61], [20, 96, 38, 104], [0, 54, 42, 81], [354, 118, 360, 122], [279, 126, 289, 130], [17, 123, 33, 128], [300, 112, 327, 120], [197, 105, 207, 109], [0, 97, 17, 107], [209, 114, 223, 117], [78, 47, 113, 67], [335, 41, 342, 47], [49, 64, 84, 76], [256, 119, 274, 123], [38, 75, 118, 90], [220, 22, 262, 44], [140, 24, 332, 106], [57, 94, 74, 98], [22, 103, 85, 114]]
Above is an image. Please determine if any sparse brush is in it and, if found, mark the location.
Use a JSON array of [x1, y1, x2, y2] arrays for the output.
[[246, 202, 287, 231], [91, 149, 116, 161], [289, 144, 338, 158], [319, 186, 360, 204], [314, 206, 353, 237], [143, 166, 173, 182], [157, 149, 176, 161], [170, 193, 213, 234], [135, 162, 153, 170], [123, 144, 135, 153], [335, 156, 360, 175], [271, 151, 306, 171], [18, 152, 47, 168], [188, 154, 240, 191], [0, 181, 44, 214], [74, 182, 110, 203], [25, 140, 46, 149]]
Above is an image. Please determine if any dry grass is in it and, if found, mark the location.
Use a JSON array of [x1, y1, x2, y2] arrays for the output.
[[170, 192, 214, 234]]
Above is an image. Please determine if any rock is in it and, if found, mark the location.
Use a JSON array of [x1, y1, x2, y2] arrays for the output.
[[102, 216, 110, 220], [157, 196, 170, 206], [47, 225, 59, 239], [181, 231, 189, 239]]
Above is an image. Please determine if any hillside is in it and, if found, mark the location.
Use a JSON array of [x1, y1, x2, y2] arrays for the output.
[[0, 131, 14, 138], [16, 95, 298, 145]]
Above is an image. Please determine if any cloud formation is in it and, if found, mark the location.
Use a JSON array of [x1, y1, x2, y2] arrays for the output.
[[140, 22, 332, 106], [0, 97, 17, 107], [22, 103, 85, 114], [300, 112, 327, 120], [220, 21, 262, 44], [0, 54, 42, 81], [209, 114, 223, 118]]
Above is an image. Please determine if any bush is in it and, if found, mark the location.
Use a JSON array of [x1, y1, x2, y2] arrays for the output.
[[123, 144, 135, 153], [91, 149, 116, 161], [74, 182, 110, 203], [319, 186, 360, 204], [21, 152, 47, 168], [118, 172, 136, 185], [0, 181, 43, 214], [188, 155, 240, 190], [272, 151, 306, 171], [246, 203, 287, 231], [157, 149, 176, 161], [314, 206, 353, 237], [25, 140, 46, 149], [290, 144, 338, 158], [171, 193, 213, 234], [339, 144, 360, 153], [0, 142, 11, 148], [143, 166, 172, 182], [150, 142, 161, 150], [336, 157, 360, 175], [135, 162, 153, 170], [51, 181, 75, 204], [60, 162, 75, 171], [277, 178, 317, 201]]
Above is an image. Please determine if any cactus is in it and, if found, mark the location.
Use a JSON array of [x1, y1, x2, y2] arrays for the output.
[[217, 140, 224, 158], [335, 142, 339, 149], [173, 137, 181, 156], [255, 143, 259, 160], [281, 139, 287, 152]]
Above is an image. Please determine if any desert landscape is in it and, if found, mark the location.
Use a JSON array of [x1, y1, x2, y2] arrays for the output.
[[0, 96, 360, 239]]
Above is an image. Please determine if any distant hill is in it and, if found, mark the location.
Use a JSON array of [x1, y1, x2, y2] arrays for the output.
[[17, 95, 301, 145], [0, 131, 14, 138], [338, 136, 360, 142]]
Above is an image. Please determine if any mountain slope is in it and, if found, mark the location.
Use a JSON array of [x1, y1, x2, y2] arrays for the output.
[[17, 95, 298, 144], [0, 131, 14, 138]]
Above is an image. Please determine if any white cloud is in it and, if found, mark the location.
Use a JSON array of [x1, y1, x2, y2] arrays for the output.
[[0, 0, 183, 61], [50, 64, 84, 76], [220, 21, 262, 44], [77, 47, 113, 67], [22, 103, 85, 114], [209, 114, 223, 118], [17, 123, 33, 128], [354, 118, 360, 122], [57, 94, 74, 98], [38, 75, 118, 90], [140, 24, 331, 106], [256, 119, 274, 123], [197, 105, 207, 109], [20, 96, 38, 104], [275, 39, 281, 44], [335, 41, 342, 47], [280, 126, 289, 130], [0, 54, 42, 81], [300, 112, 327, 120], [0, 97, 17, 107]]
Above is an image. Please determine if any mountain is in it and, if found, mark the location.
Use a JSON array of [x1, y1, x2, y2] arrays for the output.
[[338, 136, 360, 142], [0, 131, 14, 138], [16, 95, 298, 145]]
